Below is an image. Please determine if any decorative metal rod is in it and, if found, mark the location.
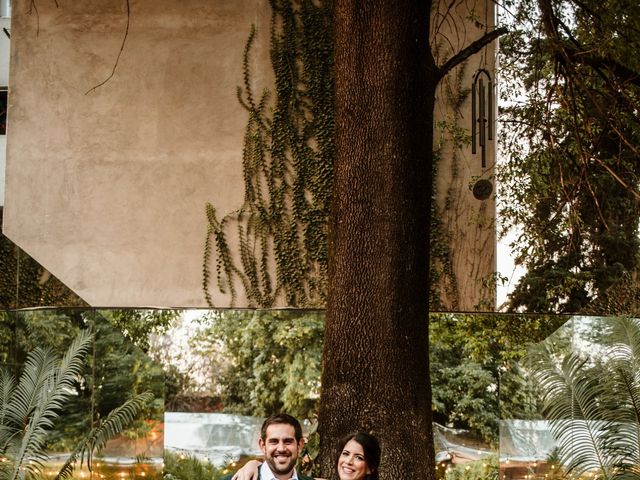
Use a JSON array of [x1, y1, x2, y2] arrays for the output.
[[471, 69, 493, 169]]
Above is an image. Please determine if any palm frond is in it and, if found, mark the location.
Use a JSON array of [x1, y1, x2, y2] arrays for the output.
[[608, 318, 640, 366], [4, 347, 58, 433], [1, 329, 93, 480], [55, 391, 153, 480], [0, 369, 17, 450], [0, 369, 15, 416], [532, 317, 640, 480], [612, 467, 640, 480], [535, 352, 615, 477]]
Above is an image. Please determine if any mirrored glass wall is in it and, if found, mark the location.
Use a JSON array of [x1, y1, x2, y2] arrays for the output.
[[4, 310, 636, 480]]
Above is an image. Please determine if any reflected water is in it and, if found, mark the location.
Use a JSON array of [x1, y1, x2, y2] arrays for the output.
[[164, 413, 262, 466]]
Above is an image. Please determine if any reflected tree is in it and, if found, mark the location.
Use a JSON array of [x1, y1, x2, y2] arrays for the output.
[[0, 311, 165, 451], [430, 313, 564, 443], [500, 0, 640, 314], [193, 310, 324, 419], [0, 329, 153, 480]]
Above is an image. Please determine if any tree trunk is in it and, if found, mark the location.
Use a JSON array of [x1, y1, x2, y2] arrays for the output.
[[318, 1, 437, 479]]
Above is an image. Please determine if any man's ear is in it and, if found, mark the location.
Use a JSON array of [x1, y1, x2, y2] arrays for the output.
[[259, 438, 266, 452], [297, 438, 306, 453]]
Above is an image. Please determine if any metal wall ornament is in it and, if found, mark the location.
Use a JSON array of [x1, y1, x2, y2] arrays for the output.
[[471, 68, 494, 201]]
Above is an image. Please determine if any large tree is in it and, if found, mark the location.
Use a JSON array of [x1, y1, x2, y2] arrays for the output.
[[318, 2, 504, 479], [499, 0, 640, 314]]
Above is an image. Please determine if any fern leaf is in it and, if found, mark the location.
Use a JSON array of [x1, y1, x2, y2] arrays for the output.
[[0, 369, 17, 450], [55, 391, 153, 480], [4, 330, 93, 480]]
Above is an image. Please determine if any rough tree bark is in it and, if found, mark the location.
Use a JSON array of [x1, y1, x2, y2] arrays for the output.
[[317, 1, 438, 479], [317, 1, 507, 478]]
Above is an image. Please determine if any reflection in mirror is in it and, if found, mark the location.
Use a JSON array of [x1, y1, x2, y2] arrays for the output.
[[0, 309, 164, 480], [500, 316, 640, 480], [153, 310, 562, 479], [3, 309, 604, 480]]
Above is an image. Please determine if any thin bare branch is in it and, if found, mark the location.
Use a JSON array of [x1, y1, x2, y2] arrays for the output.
[[437, 27, 508, 78], [85, 0, 131, 95]]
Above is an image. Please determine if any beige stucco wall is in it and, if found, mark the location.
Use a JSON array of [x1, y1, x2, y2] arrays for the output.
[[4, 0, 272, 307], [432, 1, 497, 311], [1, 13, 9, 205], [3, 0, 496, 309]]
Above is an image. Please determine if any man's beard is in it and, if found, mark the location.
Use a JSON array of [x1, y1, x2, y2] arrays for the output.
[[266, 453, 296, 476]]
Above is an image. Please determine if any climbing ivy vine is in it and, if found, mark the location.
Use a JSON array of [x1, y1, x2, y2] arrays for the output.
[[204, 0, 334, 308], [430, 64, 470, 311], [204, 1, 495, 309]]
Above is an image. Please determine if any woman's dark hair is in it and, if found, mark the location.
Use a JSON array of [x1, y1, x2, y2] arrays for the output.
[[336, 432, 381, 480]]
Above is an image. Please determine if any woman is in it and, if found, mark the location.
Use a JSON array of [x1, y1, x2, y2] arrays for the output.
[[232, 431, 381, 480], [335, 432, 380, 480]]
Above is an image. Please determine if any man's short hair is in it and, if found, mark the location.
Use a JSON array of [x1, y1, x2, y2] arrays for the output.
[[260, 413, 303, 442]]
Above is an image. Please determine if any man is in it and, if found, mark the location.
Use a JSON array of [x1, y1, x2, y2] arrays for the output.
[[227, 413, 314, 480]]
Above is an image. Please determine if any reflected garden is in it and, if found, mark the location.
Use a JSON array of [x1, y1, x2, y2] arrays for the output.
[[6, 309, 636, 480]]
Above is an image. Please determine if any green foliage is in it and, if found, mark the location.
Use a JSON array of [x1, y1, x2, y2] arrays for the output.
[[193, 310, 324, 419], [162, 451, 227, 480], [0, 329, 152, 480], [82, 312, 164, 438], [102, 310, 179, 354], [0, 330, 93, 480], [204, 0, 334, 308], [56, 391, 155, 480], [530, 317, 640, 479], [0, 212, 87, 309], [499, 0, 640, 313], [437, 456, 499, 480], [202, 1, 501, 312], [0, 311, 165, 452], [203, 310, 563, 444], [0, 313, 14, 367], [430, 313, 565, 443]]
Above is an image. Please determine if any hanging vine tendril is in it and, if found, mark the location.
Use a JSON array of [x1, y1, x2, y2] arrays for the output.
[[204, 0, 334, 308]]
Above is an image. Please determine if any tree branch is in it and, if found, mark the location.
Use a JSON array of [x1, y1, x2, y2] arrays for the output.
[[437, 27, 508, 79], [564, 46, 640, 89], [85, 0, 131, 95]]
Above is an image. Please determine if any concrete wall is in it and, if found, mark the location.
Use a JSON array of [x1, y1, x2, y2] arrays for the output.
[[1, 9, 10, 205], [432, 1, 497, 311], [4, 0, 496, 309], [4, 0, 271, 306]]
